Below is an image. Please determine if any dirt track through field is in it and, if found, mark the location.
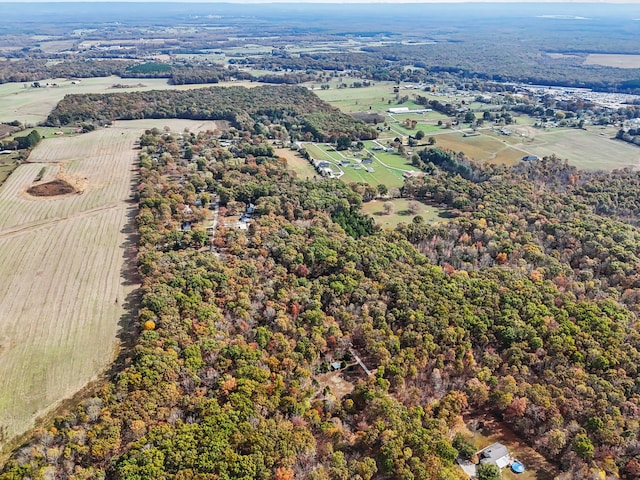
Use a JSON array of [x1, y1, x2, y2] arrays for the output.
[[0, 126, 141, 455]]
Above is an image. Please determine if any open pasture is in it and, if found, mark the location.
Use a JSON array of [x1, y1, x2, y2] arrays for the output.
[[0, 76, 257, 125], [521, 128, 640, 170], [363, 198, 450, 228], [0, 119, 216, 454], [313, 81, 407, 113], [431, 131, 528, 165], [583, 54, 640, 69], [387, 121, 443, 138], [275, 148, 318, 179], [0, 125, 141, 452]]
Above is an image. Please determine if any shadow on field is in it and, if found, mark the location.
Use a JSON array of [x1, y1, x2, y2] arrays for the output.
[[110, 165, 143, 375]]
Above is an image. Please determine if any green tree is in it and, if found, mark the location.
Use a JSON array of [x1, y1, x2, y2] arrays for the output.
[[477, 463, 501, 480], [336, 136, 351, 151], [452, 434, 476, 461], [572, 434, 594, 461]]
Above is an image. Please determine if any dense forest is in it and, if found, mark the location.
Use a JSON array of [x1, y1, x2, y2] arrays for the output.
[[3, 117, 640, 478], [45, 86, 377, 142]]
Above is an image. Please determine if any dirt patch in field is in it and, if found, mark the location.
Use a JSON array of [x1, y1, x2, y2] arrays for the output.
[[27, 179, 77, 196], [25, 164, 88, 198]]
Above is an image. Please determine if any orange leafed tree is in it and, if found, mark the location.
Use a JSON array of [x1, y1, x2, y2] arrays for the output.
[[274, 467, 295, 480]]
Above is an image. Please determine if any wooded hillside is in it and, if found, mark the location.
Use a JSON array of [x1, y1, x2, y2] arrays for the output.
[[45, 86, 377, 141]]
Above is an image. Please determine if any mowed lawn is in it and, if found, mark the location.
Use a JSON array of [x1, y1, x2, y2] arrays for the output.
[[363, 198, 451, 228], [303, 142, 410, 188]]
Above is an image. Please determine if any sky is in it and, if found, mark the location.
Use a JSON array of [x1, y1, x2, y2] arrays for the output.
[[6, 0, 640, 3]]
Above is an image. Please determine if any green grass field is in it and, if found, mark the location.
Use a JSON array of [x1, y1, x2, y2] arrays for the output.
[[429, 131, 528, 165], [303, 143, 343, 162], [0, 77, 255, 125], [524, 128, 640, 170], [274, 148, 317, 179], [313, 81, 409, 113], [0, 164, 16, 185], [340, 163, 405, 188], [0, 151, 20, 186], [363, 199, 451, 228]]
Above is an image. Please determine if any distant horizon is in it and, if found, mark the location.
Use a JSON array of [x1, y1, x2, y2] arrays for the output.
[[2, 0, 640, 3]]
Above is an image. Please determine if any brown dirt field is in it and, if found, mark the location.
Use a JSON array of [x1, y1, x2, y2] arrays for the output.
[[315, 370, 355, 399], [0, 125, 18, 140], [26, 179, 77, 196]]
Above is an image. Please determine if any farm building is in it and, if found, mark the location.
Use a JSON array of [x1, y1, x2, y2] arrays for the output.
[[388, 107, 411, 114], [361, 158, 373, 165], [387, 107, 433, 114]]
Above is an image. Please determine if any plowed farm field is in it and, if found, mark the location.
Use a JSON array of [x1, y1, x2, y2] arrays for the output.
[[0, 125, 142, 454]]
